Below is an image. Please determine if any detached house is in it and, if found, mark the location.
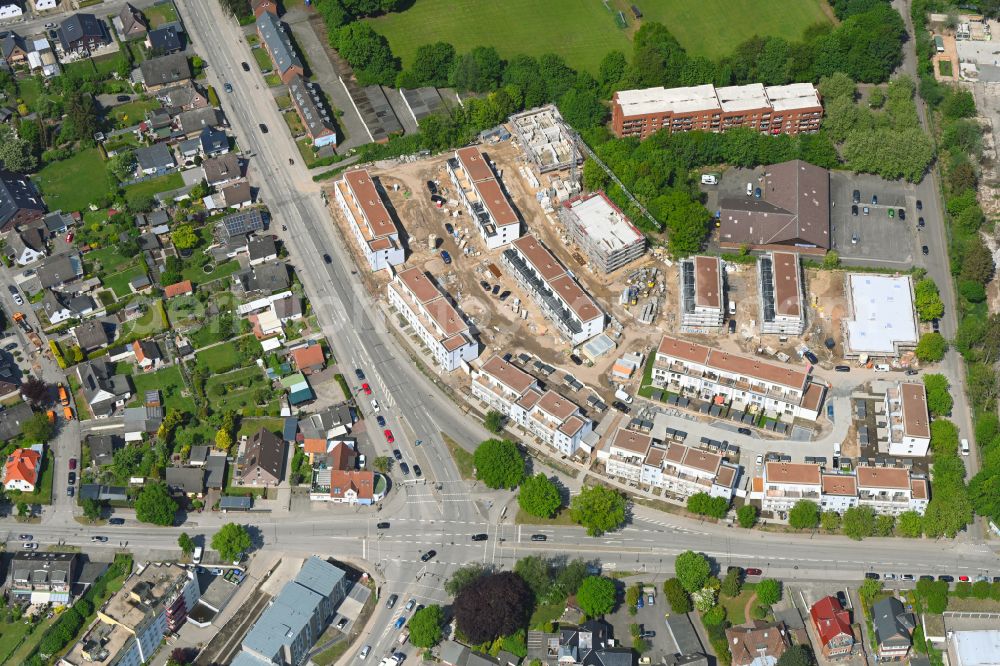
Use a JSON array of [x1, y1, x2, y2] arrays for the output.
[[56, 13, 110, 56], [3, 445, 42, 492]]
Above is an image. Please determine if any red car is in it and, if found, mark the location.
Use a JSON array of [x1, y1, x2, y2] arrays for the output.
[[68, 457, 77, 470], [745, 568, 763, 576], [384, 429, 394, 444], [959, 575, 971, 582], [362, 383, 372, 395]]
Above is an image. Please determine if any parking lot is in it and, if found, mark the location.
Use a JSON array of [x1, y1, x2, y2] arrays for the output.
[[829, 171, 919, 266]]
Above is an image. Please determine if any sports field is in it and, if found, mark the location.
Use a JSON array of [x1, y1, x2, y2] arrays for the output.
[[366, 0, 833, 74]]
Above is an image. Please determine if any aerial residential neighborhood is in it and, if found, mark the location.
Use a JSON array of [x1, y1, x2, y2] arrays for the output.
[[0, 0, 996, 666]]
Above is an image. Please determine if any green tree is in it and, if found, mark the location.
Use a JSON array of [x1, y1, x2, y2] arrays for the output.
[[135, 482, 177, 526], [914, 278, 945, 321], [576, 576, 616, 617], [22, 410, 55, 442], [408, 604, 444, 647], [171, 224, 199, 251], [484, 410, 504, 434], [178, 532, 195, 556], [674, 551, 711, 593], [570, 485, 626, 536], [755, 578, 782, 606], [915, 333, 948, 363], [736, 504, 758, 529], [924, 374, 954, 416], [211, 523, 251, 561], [517, 473, 562, 518], [788, 499, 820, 529], [473, 439, 524, 489], [842, 506, 876, 540], [82, 498, 102, 521], [662, 577, 692, 613]]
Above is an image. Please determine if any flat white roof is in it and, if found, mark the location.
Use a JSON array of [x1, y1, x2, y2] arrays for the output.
[[766, 83, 822, 112], [844, 274, 918, 355], [566, 193, 643, 252], [951, 630, 1000, 666], [717, 84, 769, 113], [615, 84, 719, 116]]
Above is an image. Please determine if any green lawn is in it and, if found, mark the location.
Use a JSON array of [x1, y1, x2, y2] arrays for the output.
[[181, 259, 241, 286], [36, 148, 111, 213], [367, 0, 630, 74], [124, 172, 185, 201], [104, 264, 148, 298], [130, 366, 194, 413], [635, 0, 832, 58], [196, 341, 240, 373], [367, 0, 832, 72]]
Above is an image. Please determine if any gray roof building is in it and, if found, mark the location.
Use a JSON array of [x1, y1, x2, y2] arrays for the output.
[[0, 171, 46, 232], [255, 11, 302, 80], [139, 52, 191, 89], [238, 557, 348, 665], [0, 401, 33, 441]]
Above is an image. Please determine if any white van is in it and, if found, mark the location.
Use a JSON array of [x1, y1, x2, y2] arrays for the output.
[[962, 438, 970, 456], [873, 364, 891, 372], [701, 174, 718, 185]]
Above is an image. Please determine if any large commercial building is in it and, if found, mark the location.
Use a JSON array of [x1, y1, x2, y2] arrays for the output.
[[62, 562, 200, 666], [334, 169, 405, 271], [601, 428, 739, 501], [558, 192, 645, 273], [502, 235, 605, 345], [751, 462, 930, 516], [883, 382, 931, 457], [611, 82, 822, 140], [678, 255, 724, 331], [718, 160, 831, 253], [387, 267, 479, 372], [446, 147, 521, 249], [843, 274, 918, 358], [234, 557, 349, 666], [651, 335, 826, 421], [471, 355, 593, 456], [758, 251, 806, 335]]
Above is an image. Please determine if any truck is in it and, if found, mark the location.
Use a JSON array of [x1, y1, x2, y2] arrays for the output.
[[58, 384, 69, 406]]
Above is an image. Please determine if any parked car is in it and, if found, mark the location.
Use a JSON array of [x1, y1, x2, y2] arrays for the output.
[[420, 550, 436, 562], [241, 61, 250, 71], [531, 534, 547, 541], [384, 429, 394, 443], [440, 250, 452, 265]]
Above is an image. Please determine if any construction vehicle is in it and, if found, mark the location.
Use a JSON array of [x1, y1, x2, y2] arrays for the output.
[[58, 384, 69, 406], [12, 311, 30, 332]]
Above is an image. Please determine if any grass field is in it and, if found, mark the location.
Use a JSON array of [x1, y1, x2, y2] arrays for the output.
[[636, 0, 832, 58], [36, 148, 111, 212], [366, 0, 832, 73]]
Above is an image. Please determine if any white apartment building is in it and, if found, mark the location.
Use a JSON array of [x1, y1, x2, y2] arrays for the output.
[[334, 169, 405, 271], [558, 192, 645, 273], [502, 235, 605, 345], [679, 255, 724, 331], [470, 355, 592, 455], [446, 147, 520, 249], [753, 462, 930, 516], [651, 335, 825, 421], [61, 563, 200, 666], [758, 251, 805, 335], [883, 382, 931, 457], [602, 428, 739, 501], [387, 267, 479, 372]]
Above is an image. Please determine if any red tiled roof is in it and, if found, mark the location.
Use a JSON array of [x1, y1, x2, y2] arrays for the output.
[[164, 280, 193, 298], [291, 344, 325, 370], [4, 448, 40, 487]]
